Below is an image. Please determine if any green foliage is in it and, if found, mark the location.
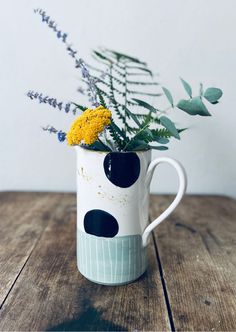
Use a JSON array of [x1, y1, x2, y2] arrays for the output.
[[175, 84, 222, 117], [177, 97, 211, 116], [151, 128, 172, 138], [203, 87, 223, 104], [180, 78, 192, 98], [96, 87, 107, 108], [72, 103, 87, 112], [108, 120, 128, 151], [108, 129, 124, 151], [199, 83, 204, 96], [132, 98, 158, 113], [162, 87, 174, 107], [124, 106, 142, 126], [93, 50, 111, 63], [90, 48, 161, 112], [150, 145, 168, 150], [132, 142, 150, 151], [31, 10, 223, 152], [88, 141, 111, 151], [155, 137, 169, 144], [160, 116, 180, 139], [76, 48, 222, 152]]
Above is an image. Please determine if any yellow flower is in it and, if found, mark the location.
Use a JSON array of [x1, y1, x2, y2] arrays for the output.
[[67, 105, 112, 146]]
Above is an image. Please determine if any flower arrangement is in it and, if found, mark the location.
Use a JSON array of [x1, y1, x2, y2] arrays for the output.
[[27, 9, 223, 152]]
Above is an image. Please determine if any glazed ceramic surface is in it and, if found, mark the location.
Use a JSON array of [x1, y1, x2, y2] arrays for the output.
[[76, 146, 187, 285]]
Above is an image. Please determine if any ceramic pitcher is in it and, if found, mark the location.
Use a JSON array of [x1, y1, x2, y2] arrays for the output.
[[76, 146, 187, 285]]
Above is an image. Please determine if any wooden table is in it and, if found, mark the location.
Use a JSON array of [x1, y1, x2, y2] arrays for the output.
[[0, 192, 236, 331]]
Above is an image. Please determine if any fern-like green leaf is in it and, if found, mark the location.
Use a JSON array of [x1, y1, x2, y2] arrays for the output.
[[160, 116, 180, 139], [151, 128, 172, 138], [108, 120, 129, 150], [72, 103, 87, 111], [132, 98, 158, 113], [96, 87, 107, 108], [128, 90, 162, 97], [127, 65, 152, 76], [97, 78, 124, 96], [93, 50, 112, 63], [105, 49, 147, 65], [127, 80, 159, 86], [149, 145, 168, 150], [124, 106, 141, 126], [91, 48, 162, 151]]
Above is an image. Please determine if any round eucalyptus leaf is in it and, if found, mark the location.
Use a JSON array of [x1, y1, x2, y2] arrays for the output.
[[203, 87, 223, 104]]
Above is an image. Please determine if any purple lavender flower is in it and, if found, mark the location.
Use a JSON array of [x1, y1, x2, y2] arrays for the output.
[[77, 87, 85, 95], [57, 30, 62, 38], [34, 9, 66, 43], [57, 131, 67, 142], [72, 107, 78, 115], [42, 125, 58, 134], [42, 126, 67, 143], [62, 33, 67, 43], [75, 59, 83, 68], [67, 45, 77, 58], [27, 90, 76, 114], [81, 66, 89, 78], [64, 103, 71, 113], [100, 71, 108, 80], [57, 102, 63, 110], [33, 8, 99, 107], [42, 125, 66, 142]]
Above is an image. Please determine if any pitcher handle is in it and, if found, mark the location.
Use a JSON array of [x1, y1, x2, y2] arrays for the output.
[[142, 157, 187, 246]]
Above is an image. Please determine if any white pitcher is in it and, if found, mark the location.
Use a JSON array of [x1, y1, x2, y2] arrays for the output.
[[76, 146, 187, 285]]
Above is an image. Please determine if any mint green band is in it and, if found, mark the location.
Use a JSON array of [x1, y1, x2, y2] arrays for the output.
[[77, 230, 147, 285]]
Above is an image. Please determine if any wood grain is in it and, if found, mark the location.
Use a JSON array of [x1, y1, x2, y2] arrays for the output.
[[150, 195, 236, 331], [1, 192, 236, 331], [0, 192, 64, 307], [0, 192, 170, 332]]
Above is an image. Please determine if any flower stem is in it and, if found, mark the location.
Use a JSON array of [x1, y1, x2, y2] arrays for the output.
[[98, 138, 112, 152], [123, 122, 150, 151]]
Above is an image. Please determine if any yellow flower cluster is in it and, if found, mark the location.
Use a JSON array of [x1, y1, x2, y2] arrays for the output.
[[67, 106, 112, 146]]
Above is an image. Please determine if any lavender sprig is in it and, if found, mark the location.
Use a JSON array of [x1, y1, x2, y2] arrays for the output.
[[27, 90, 78, 115], [34, 8, 99, 107], [77, 86, 85, 95], [42, 125, 67, 142]]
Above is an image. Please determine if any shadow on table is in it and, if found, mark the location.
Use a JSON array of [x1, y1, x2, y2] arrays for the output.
[[46, 272, 150, 331], [46, 299, 126, 332]]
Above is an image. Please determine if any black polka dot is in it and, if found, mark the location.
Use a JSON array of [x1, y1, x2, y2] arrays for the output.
[[84, 209, 119, 238], [103, 152, 140, 188]]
